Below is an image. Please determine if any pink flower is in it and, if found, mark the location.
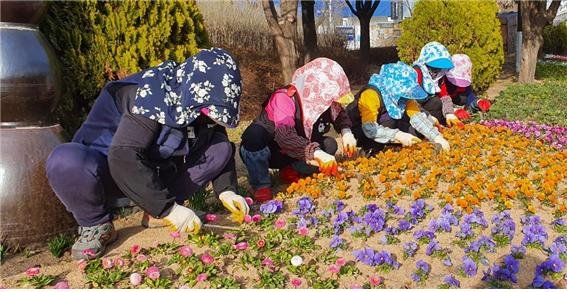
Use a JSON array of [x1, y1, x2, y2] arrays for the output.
[[82, 249, 95, 257], [245, 197, 254, 206], [179, 245, 193, 257], [130, 244, 141, 255], [170, 231, 181, 239], [179, 285, 189, 289], [297, 227, 309, 236], [262, 258, 274, 268], [252, 214, 262, 222], [113, 257, 125, 268], [328, 264, 340, 274], [77, 260, 87, 273], [136, 254, 148, 262], [25, 267, 40, 277], [54, 281, 69, 289], [369, 275, 382, 286], [350, 283, 363, 289], [335, 257, 347, 267], [152, 240, 160, 247], [291, 278, 302, 288], [256, 239, 266, 248], [275, 218, 286, 229], [200, 253, 214, 265], [145, 266, 160, 280], [129, 273, 142, 286], [101, 258, 114, 269], [243, 214, 253, 223], [196, 273, 208, 282], [205, 214, 217, 222], [223, 233, 237, 241], [233, 242, 249, 251]]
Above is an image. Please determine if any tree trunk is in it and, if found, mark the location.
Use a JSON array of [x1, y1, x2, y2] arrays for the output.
[[359, 15, 371, 64], [301, 0, 318, 63], [518, 0, 561, 83], [262, 0, 299, 84]]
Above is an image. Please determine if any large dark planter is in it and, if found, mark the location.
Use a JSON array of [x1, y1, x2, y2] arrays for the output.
[[0, 1, 75, 247]]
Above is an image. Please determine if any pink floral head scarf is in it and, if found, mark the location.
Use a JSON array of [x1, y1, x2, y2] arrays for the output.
[[446, 54, 472, 88], [289, 58, 353, 139]]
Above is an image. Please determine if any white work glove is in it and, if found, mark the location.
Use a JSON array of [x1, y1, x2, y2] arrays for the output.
[[433, 135, 450, 151], [307, 149, 338, 176], [219, 191, 250, 224], [341, 128, 357, 157], [393, 131, 422, 147], [164, 203, 202, 234], [445, 113, 464, 129]]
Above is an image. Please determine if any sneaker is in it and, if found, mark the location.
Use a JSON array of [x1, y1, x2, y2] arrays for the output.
[[279, 165, 301, 184], [71, 222, 118, 260], [254, 187, 273, 203]]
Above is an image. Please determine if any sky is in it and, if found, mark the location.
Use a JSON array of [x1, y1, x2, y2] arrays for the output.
[[268, 0, 394, 17]]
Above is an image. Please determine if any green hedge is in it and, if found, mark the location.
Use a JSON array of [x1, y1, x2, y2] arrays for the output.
[[543, 21, 567, 55], [40, 0, 209, 134], [397, 0, 504, 93]]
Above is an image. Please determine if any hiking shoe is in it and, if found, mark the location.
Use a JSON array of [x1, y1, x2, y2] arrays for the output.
[[254, 187, 273, 203], [71, 222, 118, 260], [279, 165, 301, 184]]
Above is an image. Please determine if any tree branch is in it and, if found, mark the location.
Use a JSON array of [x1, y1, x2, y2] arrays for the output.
[[370, 0, 381, 13], [545, 0, 561, 23], [345, 0, 358, 16], [262, 0, 283, 36]]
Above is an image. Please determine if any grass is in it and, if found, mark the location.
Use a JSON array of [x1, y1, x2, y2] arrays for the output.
[[483, 63, 567, 126], [47, 233, 73, 258]]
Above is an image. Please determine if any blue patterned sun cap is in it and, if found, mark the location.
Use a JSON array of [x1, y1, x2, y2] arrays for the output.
[[415, 41, 454, 69], [368, 61, 427, 119], [130, 48, 242, 128]]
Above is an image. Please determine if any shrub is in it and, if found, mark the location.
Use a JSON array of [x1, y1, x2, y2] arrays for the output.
[[536, 62, 567, 81], [543, 21, 567, 55], [397, 0, 504, 93], [40, 0, 209, 134]]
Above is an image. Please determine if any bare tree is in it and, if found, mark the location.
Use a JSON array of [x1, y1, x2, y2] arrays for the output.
[[345, 0, 381, 64], [518, 0, 561, 83], [262, 0, 299, 83], [302, 0, 318, 63]]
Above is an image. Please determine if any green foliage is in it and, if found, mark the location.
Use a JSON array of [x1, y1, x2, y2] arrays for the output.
[[17, 274, 56, 288], [536, 62, 567, 81], [47, 233, 73, 258], [543, 22, 567, 55], [484, 80, 567, 126], [397, 0, 504, 93], [40, 0, 209, 134]]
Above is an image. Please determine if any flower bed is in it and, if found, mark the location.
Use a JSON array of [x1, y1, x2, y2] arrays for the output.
[[7, 124, 567, 288]]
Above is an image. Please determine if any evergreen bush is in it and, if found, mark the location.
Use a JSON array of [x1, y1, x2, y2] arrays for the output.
[[40, 0, 209, 134], [397, 0, 504, 93], [543, 21, 567, 55]]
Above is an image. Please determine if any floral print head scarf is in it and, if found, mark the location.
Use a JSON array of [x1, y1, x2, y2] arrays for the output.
[[131, 48, 242, 128], [446, 54, 473, 88], [413, 41, 454, 95]]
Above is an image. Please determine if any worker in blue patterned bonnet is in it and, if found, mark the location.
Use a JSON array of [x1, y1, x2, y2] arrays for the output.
[[46, 48, 248, 260]]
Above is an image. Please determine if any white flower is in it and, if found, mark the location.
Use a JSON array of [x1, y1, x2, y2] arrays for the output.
[[142, 70, 155, 78], [291, 255, 303, 266], [131, 106, 149, 115], [136, 84, 152, 99]]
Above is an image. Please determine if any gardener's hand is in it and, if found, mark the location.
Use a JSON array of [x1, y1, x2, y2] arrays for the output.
[[477, 99, 491, 112], [433, 135, 450, 151], [445, 114, 464, 129], [164, 203, 202, 234], [341, 128, 357, 158], [309, 150, 338, 176], [219, 191, 250, 224], [393, 131, 422, 147], [454, 108, 472, 121]]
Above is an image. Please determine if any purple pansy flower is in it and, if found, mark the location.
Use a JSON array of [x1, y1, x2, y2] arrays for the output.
[[462, 256, 477, 277], [259, 200, 283, 214]]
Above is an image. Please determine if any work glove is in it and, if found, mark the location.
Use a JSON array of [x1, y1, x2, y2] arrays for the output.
[[393, 131, 422, 147], [454, 108, 472, 121], [164, 203, 202, 234], [308, 150, 338, 176], [341, 128, 357, 158], [428, 115, 444, 132], [433, 135, 450, 151], [477, 99, 491, 112], [445, 113, 464, 129], [219, 191, 250, 224]]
